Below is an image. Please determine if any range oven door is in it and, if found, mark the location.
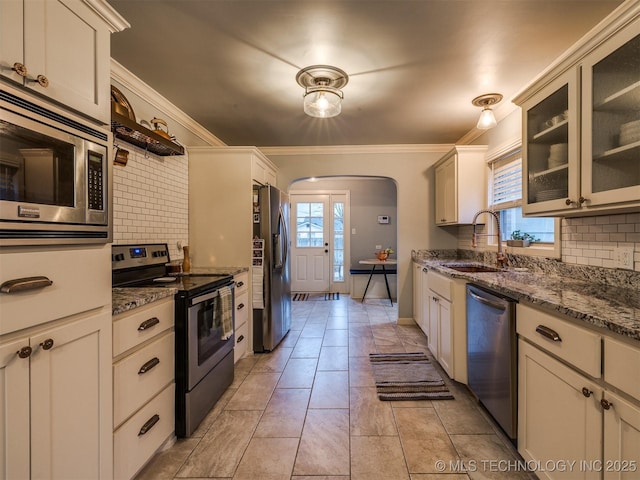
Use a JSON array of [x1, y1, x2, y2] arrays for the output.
[[187, 286, 234, 390]]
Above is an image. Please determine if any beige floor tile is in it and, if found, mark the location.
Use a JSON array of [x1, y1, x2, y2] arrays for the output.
[[191, 386, 238, 437], [322, 329, 349, 346], [394, 407, 460, 474], [279, 329, 301, 348], [317, 346, 349, 370], [277, 358, 318, 388], [136, 438, 199, 480], [350, 435, 410, 480], [291, 337, 323, 358], [432, 398, 495, 435], [449, 434, 535, 480], [230, 355, 260, 388], [292, 477, 350, 480], [252, 347, 293, 373], [177, 410, 261, 478], [293, 409, 350, 476], [309, 371, 349, 408], [225, 372, 281, 410], [232, 437, 299, 480], [300, 323, 327, 338], [348, 356, 375, 387], [254, 388, 311, 437], [350, 387, 397, 436], [349, 336, 376, 357], [390, 398, 433, 408], [326, 316, 349, 329], [375, 344, 407, 353], [410, 475, 470, 479]]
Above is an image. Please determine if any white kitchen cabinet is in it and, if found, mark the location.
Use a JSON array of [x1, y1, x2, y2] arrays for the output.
[[252, 155, 278, 186], [234, 271, 250, 362], [0, 0, 127, 124], [0, 244, 112, 479], [426, 270, 467, 383], [518, 339, 603, 480], [434, 145, 488, 225], [0, 307, 113, 480], [112, 296, 175, 480], [515, 5, 640, 216]]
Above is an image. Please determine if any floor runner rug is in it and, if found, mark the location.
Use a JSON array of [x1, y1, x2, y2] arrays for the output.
[[369, 352, 454, 401], [292, 292, 340, 301]]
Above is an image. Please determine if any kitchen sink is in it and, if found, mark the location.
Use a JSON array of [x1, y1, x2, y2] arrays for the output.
[[443, 264, 502, 273]]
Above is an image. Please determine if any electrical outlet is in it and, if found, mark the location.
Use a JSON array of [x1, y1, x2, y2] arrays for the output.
[[375, 244, 382, 250], [613, 246, 634, 270]]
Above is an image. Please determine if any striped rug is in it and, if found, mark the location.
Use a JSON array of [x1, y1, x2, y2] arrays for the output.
[[369, 352, 454, 401], [292, 292, 340, 301]]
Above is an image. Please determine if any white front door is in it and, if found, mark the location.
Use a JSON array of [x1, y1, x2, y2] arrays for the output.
[[291, 194, 331, 292]]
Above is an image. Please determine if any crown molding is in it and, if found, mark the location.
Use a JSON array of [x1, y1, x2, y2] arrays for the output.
[[83, 0, 130, 32], [110, 59, 226, 147], [259, 144, 453, 156]]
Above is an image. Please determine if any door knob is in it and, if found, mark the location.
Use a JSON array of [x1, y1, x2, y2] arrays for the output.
[[324, 249, 328, 253]]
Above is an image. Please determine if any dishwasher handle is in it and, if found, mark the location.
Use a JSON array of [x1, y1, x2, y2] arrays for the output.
[[467, 289, 507, 312]]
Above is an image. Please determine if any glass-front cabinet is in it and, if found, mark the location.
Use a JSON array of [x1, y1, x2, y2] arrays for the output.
[[518, 10, 640, 216]]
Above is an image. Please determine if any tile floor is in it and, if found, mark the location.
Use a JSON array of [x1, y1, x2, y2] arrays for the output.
[[136, 296, 536, 480]]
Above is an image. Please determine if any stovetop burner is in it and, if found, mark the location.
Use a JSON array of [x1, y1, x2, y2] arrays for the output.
[[112, 243, 233, 295]]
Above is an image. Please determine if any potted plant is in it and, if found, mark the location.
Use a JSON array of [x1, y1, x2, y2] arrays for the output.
[[507, 230, 539, 247], [376, 247, 394, 261]]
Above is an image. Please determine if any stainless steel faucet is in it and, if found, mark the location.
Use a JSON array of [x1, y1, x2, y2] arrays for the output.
[[471, 209, 507, 268]]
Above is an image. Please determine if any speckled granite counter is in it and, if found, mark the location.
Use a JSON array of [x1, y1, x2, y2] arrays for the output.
[[112, 287, 177, 316], [187, 266, 249, 276], [415, 257, 640, 343]]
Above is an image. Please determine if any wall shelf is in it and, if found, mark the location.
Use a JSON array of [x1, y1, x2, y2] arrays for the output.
[[110, 105, 184, 156]]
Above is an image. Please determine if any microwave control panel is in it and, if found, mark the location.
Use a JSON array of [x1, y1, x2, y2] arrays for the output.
[[87, 151, 104, 211]]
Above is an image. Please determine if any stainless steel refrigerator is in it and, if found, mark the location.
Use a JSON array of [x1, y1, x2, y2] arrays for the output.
[[252, 184, 291, 352]]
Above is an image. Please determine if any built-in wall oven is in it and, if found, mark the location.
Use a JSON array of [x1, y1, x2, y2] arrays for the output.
[[112, 244, 235, 437], [0, 85, 111, 245]]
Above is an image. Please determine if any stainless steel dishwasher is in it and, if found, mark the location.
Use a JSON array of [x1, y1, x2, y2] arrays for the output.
[[466, 283, 518, 442]]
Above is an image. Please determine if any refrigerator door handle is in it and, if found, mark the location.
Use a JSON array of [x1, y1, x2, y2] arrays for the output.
[[273, 206, 287, 270], [280, 205, 289, 268]]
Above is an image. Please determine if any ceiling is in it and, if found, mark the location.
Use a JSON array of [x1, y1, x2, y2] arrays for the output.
[[108, 0, 623, 147]]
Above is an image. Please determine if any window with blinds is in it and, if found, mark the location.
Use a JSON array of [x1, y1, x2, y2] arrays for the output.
[[491, 150, 522, 209]]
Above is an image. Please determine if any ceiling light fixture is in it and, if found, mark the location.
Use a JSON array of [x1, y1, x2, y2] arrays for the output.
[[296, 65, 349, 118], [472, 93, 503, 130]]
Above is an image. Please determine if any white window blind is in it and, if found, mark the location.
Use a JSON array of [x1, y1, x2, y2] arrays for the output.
[[491, 150, 522, 209]]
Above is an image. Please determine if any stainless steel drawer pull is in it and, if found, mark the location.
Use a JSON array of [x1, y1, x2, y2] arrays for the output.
[[237, 335, 245, 343], [138, 414, 160, 436], [138, 317, 160, 331], [237, 303, 245, 310], [535, 325, 562, 342], [1, 276, 53, 294], [138, 357, 160, 374]]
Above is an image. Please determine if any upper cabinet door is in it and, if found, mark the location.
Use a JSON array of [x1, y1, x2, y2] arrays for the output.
[[522, 70, 581, 216], [581, 19, 640, 208], [0, 0, 116, 124]]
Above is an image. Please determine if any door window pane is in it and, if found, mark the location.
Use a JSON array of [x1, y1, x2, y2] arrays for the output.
[[333, 202, 344, 281], [296, 202, 324, 247]]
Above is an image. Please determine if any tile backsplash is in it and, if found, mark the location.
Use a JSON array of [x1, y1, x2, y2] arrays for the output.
[[112, 147, 189, 261]]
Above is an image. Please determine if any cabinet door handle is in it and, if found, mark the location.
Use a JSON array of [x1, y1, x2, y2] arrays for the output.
[[12, 62, 27, 77], [565, 198, 576, 206], [40, 338, 54, 350], [1, 276, 53, 294], [535, 325, 562, 342], [578, 196, 588, 205], [600, 398, 613, 410], [138, 317, 160, 331], [27, 74, 49, 88], [138, 357, 160, 374], [581, 387, 593, 398], [237, 303, 245, 310], [138, 414, 160, 436], [236, 281, 244, 288], [237, 335, 245, 344], [17, 346, 32, 359]]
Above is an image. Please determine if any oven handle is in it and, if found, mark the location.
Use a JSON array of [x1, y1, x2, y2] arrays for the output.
[[190, 283, 233, 305]]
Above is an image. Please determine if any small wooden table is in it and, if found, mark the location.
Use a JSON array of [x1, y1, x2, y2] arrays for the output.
[[358, 259, 397, 306]]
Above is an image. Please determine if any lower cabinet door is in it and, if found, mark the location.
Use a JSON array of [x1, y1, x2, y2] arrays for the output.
[[234, 321, 249, 363], [114, 383, 175, 480], [603, 391, 640, 480], [30, 308, 112, 480], [518, 340, 602, 480], [428, 294, 439, 358], [437, 298, 453, 378]]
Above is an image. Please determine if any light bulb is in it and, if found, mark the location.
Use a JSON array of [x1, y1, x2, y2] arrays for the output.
[[476, 107, 497, 129]]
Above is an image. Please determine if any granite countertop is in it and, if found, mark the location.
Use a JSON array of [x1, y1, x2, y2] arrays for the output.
[[112, 287, 177, 316], [187, 266, 249, 276], [416, 258, 640, 343]]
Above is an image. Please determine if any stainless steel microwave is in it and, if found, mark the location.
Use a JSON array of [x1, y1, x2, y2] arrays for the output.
[[0, 87, 112, 245]]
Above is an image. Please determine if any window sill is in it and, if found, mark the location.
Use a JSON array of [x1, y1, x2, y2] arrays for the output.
[[487, 242, 561, 259]]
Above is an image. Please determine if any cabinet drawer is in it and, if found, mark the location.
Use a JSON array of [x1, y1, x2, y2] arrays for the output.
[[113, 297, 174, 357], [234, 321, 249, 363], [114, 383, 175, 480], [0, 245, 110, 335], [113, 332, 175, 427], [427, 271, 452, 301], [517, 304, 601, 378], [604, 337, 640, 400], [234, 271, 249, 294], [235, 290, 249, 327]]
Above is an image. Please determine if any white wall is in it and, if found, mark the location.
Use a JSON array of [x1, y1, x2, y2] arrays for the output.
[[262, 146, 453, 321]]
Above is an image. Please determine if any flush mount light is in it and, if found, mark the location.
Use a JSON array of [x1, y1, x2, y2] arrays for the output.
[[472, 93, 503, 129], [296, 65, 349, 118]]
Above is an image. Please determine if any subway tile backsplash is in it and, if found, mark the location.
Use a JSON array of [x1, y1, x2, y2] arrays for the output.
[[112, 147, 189, 261]]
